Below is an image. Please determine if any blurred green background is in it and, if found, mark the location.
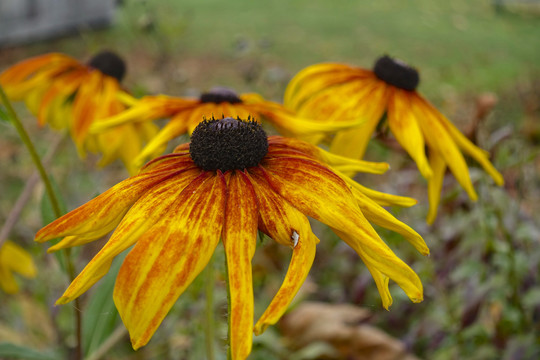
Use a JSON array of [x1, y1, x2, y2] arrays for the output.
[[0, 0, 539, 359]]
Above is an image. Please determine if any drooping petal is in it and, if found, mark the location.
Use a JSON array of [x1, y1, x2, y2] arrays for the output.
[[222, 171, 259, 359], [55, 168, 201, 304], [334, 169, 418, 208], [349, 186, 428, 254], [411, 94, 478, 200], [114, 171, 226, 350], [256, 159, 423, 302], [426, 150, 447, 225], [0, 267, 18, 294], [388, 89, 432, 179], [419, 96, 504, 186], [247, 172, 319, 335]]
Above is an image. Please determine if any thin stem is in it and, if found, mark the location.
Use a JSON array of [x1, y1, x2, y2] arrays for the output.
[[204, 256, 216, 360], [0, 134, 64, 248], [0, 85, 62, 217], [0, 85, 82, 360]]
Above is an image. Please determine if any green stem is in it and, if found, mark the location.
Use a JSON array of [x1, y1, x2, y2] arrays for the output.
[[0, 85, 62, 217], [205, 256, 216, 360], [0, 85, 82, 360]]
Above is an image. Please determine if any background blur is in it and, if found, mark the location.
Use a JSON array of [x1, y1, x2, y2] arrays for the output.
[[1, 0, 539, 359]]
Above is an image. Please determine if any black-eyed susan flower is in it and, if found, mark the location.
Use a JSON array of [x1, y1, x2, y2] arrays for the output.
[[89, 87, 361, 166], [285, 56, 504, 223], [0, 240, 37, 294], [0, 52, 159, 174], [36, 117, 427, 359]]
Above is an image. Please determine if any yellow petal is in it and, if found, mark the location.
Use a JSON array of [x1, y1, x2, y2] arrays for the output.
[[426, 150, 447, 225], [248, 171, 319, 334], [257, 159, 423, 302], [412, 95, 477, 200], [222, 171, 259, 359], [267, 136, 389, 175], [351, 187, 429, 255], [114, 172, 226, 350], [388, 89, 432, 179], [420, 96, 504, 186], [254, 231, 317, 335], [55, 168, 202, 304], [1, 241, 37, 278], [36, 167, 189, 244], [0, 266, 18, 294], [335, 170, 418, 208]]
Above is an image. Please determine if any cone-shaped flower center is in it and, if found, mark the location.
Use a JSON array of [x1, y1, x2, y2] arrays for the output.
[[199, 87, 243, 104], [88, 51, 127, 82], [190, 117, 268, 172], [373, 55, 419, 91]]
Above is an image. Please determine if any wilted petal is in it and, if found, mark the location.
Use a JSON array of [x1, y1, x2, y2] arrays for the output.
[[113, 172, 226, 350]]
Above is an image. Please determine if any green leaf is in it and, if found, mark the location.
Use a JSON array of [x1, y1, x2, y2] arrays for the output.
[[82, 251, 127, 356], [0, 343, 60, 360]]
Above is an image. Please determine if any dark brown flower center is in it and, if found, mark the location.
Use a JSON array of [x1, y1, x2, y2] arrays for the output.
[[88, 51, 126, 82], [189, 117, 268, 172], [199, 87, 243, 104], [373, 55, 419, 91]]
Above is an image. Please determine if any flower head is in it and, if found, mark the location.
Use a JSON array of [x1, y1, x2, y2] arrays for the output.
[[36, 117, 427, 359], [285, 56, 504, 223], [0, 241, 37, 294], [89, 87, 361, 166], [0, 52, 159, 174]]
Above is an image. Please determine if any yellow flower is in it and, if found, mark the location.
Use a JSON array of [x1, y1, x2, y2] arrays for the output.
[[285, 56, 504, 223], [0, 52, 159, 174], [89, 87, 360, 166], [36, 117, 427, 359], [0, 241, 37, 294]]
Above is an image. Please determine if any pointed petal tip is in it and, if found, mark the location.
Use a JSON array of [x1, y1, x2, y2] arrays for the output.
[[55, 296, 70, 305], [253, 322, 269, 336]]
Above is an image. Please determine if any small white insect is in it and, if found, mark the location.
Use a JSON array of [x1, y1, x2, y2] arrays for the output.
[[291, 231, 299, 248]]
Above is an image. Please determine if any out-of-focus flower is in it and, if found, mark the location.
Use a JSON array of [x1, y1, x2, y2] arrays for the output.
[[0, 52, 159, 174], [0, 241, 37, 294], [285, 56, 504, 223], [90, 87, 361, 166], [36, 117, 427, 359]]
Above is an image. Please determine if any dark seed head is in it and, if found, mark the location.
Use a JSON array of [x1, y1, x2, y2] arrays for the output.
[[189, 117, 268, 172], [88, 51, 127, 82], [199, 87, 243, 104], [373, 55, 419, 91]]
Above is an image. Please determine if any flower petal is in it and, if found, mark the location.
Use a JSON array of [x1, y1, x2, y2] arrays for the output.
[[388, 89, 432, 179], [222, 171, 259, 359], [350, 187, 429, 255], [257, 159, 423, 302], [412, 95, 477, 200], [1, 241, 37, 278], [247, 171, 319, 335], [35, 165, 192, 244], [426, 150, 447, 225], [113, 171, 226, 350], [55, 168, 202, 304], [419, 96, 504, 186]]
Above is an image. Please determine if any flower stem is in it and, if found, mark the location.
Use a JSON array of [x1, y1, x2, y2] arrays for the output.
[[0, 85, 82, 360], [0, 85, 62, 217], [204, 256, 216, 360]]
